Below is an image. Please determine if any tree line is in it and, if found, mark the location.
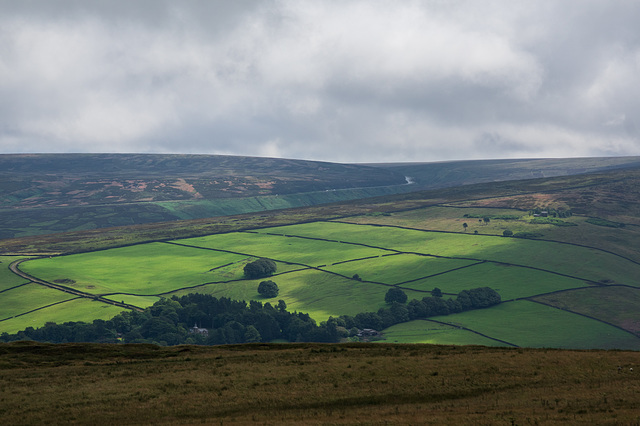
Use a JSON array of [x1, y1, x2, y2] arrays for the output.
[[329, 287, 501, 337], [0, 295, 336, 345], [0, 287, 501, 345]]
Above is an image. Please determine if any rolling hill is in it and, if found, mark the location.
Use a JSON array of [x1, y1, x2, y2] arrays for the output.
[[2, 154, 639, 239], [2, 157, 640, 350]]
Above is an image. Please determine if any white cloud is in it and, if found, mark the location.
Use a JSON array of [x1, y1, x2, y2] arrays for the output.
[[0, 0, 639, 161]]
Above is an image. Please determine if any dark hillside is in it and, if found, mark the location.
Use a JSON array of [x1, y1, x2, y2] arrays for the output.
[[3, 155, 638, 239], [3, 164, 640, 256], [0, 154, 407, 238]]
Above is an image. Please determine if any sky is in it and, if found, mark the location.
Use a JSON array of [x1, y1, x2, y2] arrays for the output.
[[1, 0, 639, 163]]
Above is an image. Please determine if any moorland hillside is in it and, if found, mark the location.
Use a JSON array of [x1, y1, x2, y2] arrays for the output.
[[2, 154, 638, 239]]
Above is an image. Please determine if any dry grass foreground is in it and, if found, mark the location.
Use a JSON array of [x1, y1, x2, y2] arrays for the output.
[[1, 342, 639, 424]]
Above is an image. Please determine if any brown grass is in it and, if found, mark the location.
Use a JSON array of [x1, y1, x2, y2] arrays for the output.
[[1, 342, 640, 424]]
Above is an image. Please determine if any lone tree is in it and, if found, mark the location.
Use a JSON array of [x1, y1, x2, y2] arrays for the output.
[[483, 217, 491, 225], [244, 258, 277, 279], [385, 287, 407, 304], [257, 280, 279, 298], [503, 229, 513, 237], [462, 222, 468, 232]]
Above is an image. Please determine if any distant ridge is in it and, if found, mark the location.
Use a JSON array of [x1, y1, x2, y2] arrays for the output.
[[2, 154, 639, 239], [369, 156, 640, 190]]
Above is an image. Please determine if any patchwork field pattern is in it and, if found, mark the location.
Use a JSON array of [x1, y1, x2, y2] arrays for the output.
[[6, 215, 640, 349]]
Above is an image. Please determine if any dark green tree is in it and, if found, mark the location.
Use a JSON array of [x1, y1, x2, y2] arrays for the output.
[[277, 299, 287, 312], [385, 287, 407, 304], [503, 229, 513, 237], [243, 325, 262, 343], [463, 222, 468, 232], [483, 217, 491, 225], [244, 258, 277, 279], [431, 287, 442, 298], [257, 280, 279, 298]]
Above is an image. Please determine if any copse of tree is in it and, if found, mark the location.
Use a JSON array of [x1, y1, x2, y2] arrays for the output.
[[0, 294, 337, 346], [339, 286, 502, 334], [385, 287, 407, 304], [244, 258, 277, 279], [258, 280, 279, 298]]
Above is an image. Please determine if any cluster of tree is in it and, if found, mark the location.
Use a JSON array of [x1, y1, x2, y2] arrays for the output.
[[332, 287, 502, 334], [244, 258, 277, 279], [0, 288, 501, 346], [0, 294, 337, 346]]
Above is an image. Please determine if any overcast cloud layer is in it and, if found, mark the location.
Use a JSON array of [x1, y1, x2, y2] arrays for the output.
[[1, 0, 639, 162]]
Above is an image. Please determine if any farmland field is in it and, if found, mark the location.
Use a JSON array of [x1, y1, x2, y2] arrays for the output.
[[378, 320, 503, 346], [260, 222, 640, 284], [429, 300, 640, 350], [400, 262, 591, 300], [0, 298, 124, 334], [0, 256, 30, 291], [7, 212, 640, 349], [0, 283, 77, 321]]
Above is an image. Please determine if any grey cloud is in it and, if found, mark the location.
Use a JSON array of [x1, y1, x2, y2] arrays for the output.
[[0, 0, 639, 162]]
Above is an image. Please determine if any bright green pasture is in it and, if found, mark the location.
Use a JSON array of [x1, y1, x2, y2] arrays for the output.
[[263, 222, 640, 285], [0, 283, 77, 321], [0, 256, 31, 291], [20, 243, 278, 295], [169, 269, 426, 322], [402, 262, 591, 300], [103, 295, 161, 309], [320, 254, 476, 285], [0, 298, 124, 334], [431, 301, 640, 350], [175, 231, 393, 267], [379, 320, 503, 346]]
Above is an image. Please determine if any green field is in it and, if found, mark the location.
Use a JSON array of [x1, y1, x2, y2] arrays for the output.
[[103, 294, 162, 309], [7, 215, 640, 348], [262, 222, 640, 284], [534, 286, 640, 335], [0, 283, 77, 321], [401, 261, 592, 300], [428, 300, 640, 349], [0, 256, 31, 291], [378, 320, 503, 346], [0, 298, 124, 334], [174, 231, 393, 266], [20, 243, 287, 295], [319, 253, 476, 286]]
